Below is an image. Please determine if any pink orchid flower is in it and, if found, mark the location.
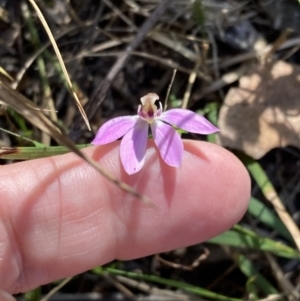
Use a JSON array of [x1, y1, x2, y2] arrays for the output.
[[92, 93, 219, 175]]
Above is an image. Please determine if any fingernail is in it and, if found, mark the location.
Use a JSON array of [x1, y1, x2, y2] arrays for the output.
[[0, 290, 16, 301]]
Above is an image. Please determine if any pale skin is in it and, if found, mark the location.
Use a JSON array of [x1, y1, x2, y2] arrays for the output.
[[0, 140, 250, 298]]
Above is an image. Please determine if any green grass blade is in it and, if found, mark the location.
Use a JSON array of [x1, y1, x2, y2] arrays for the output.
[[24, 287, 41, 301], [208, 225, 299, 258], [248, 197, 293, 242], [0, 66, 14, 81], [242, 155, 274, 193], [93, 267, 243, 301], [7, 107, 29, 132], [199, 102, 219, 143], [192, 0, 206, 31], [0, 144, 90, 160], [0, 126, 46, 147], [235, 254, 279, 296], [245, 276, 259, 300], [240, 153, 300, 251]]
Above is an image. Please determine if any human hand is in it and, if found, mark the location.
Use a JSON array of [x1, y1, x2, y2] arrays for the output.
[[0, 140, 250, 297]]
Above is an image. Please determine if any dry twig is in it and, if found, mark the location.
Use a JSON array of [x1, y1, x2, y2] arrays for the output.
[[69, 0, 174, 139], [155, 247, 209, 271], [0, 79, 150, 205], [27, 0, 91, 130]]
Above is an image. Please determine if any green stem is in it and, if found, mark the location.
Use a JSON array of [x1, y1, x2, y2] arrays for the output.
[[93, 267, 242, 301]]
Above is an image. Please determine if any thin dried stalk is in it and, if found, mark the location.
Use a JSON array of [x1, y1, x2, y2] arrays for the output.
[[0, 79, 151, 205], [27, 0, 91, 130]]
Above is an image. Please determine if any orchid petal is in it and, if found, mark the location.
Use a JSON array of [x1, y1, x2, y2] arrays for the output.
[[151, 120, 183, 167], [92, 116, 138, 145], [120, 119, 148, 175], [160, 109, 219, 134]]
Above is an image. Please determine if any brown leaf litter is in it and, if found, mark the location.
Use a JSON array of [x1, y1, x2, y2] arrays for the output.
[[217, 60, 300, 158]]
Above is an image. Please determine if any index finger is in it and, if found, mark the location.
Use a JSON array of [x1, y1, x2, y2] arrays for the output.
[[0, 140, 250, 293]]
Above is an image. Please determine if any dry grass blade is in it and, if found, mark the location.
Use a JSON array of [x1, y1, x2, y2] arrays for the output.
[[258, 294, 288, 301], [264, 28, 293, 61], [40, 277, 73, 301], [69, 0, 174, 138], [155, 247, 209, 271], [12, 25, 81, 89], [102, 274, 135, 299], [164, 69, 177, 111], [101, 0, 137, 30], [0, 66, 14, 82], [115, 276, 191, 301], [266, 190, 300, 251], [27, 0, 91, 130], [150, 31, 198, 62], [265, 253, 300, 300], [182, 59, 200, 109], [0, 79, 150, 205]]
